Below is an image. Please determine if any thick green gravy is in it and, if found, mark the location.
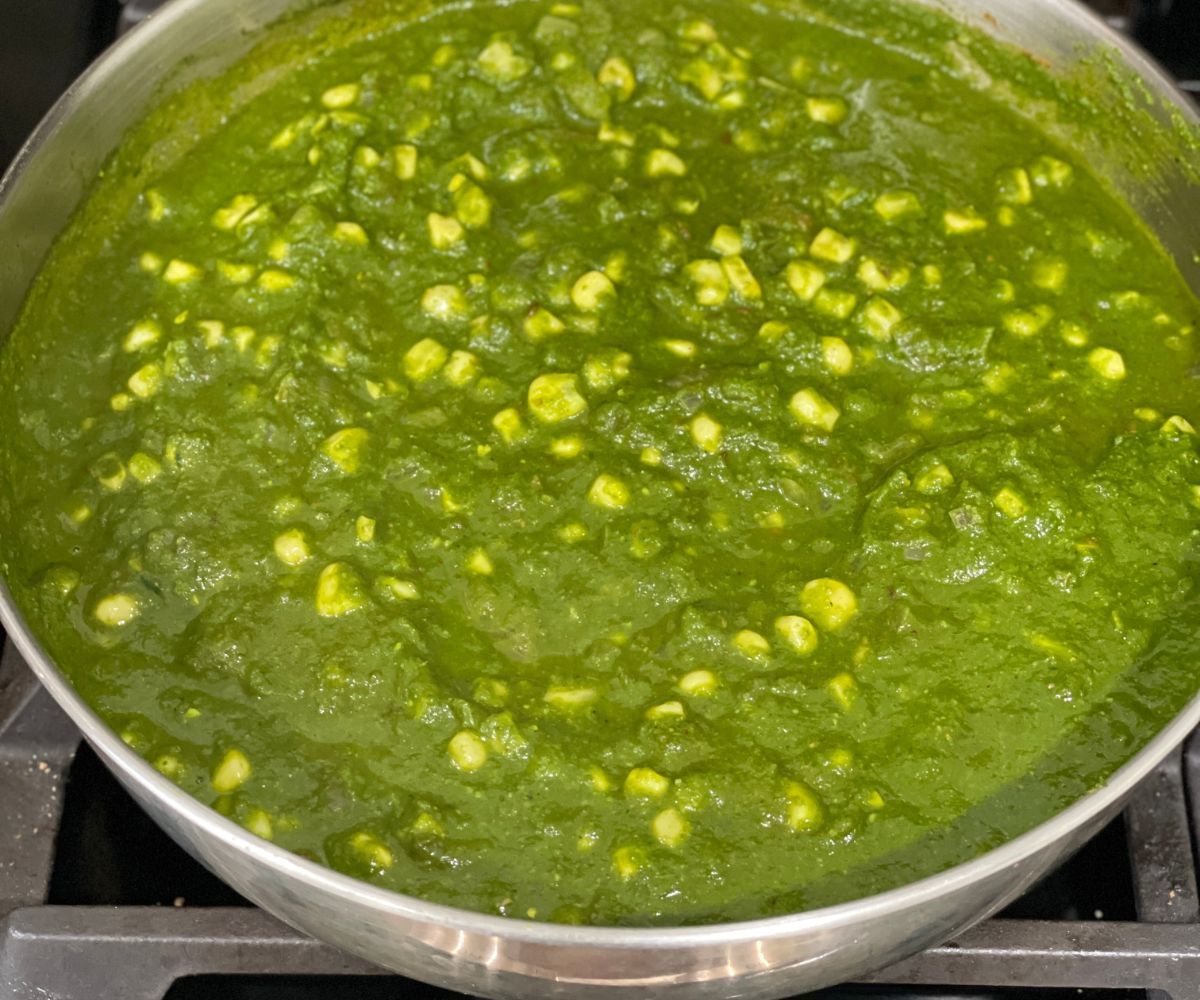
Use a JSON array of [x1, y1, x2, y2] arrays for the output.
[[2, 0, 1200, 926]]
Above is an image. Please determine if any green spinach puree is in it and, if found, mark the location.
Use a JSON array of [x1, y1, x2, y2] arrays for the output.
[[2, 0, 1200, 926]]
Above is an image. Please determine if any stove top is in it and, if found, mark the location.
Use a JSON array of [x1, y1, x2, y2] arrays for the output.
[[1, 1, 1199, 998]]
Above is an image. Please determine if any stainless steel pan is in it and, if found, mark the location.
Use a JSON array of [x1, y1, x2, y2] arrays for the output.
[[1, 0, 1198, 996]]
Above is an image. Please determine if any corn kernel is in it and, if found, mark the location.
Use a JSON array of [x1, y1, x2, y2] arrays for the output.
[[315, 562, 367, 617], [800, 578, 858, 632], [273, 529, 310, 566], [789, 388, 840, 432], [448, 730, 489, 771], [775, 615, 818, 655], [624, 767, 669, 797], [1087, 347, 1126, 381], [212, 748, 252, 793], [528, 373, 588, 423], [94, 593, 139, 628], [571, 270, 616, 311], [588, 473, 629, 509], [404, 338, 448, 382]]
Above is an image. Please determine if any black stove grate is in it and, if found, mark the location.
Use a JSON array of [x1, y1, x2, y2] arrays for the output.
[[3, 0, 1200, 997]]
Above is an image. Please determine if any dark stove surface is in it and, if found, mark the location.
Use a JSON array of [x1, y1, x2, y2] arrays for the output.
[[2, 0, 1200, 998]]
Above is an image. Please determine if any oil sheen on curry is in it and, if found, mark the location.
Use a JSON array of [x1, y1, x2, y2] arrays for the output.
[[2, 0, 1199, 926]]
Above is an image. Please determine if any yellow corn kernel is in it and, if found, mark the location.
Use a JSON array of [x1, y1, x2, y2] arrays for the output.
[[545, 686, 598, 709], [582, 350, 632, 390], [645, 700, 685, 721], [809, 227, 856, 264], [528, 373, 588, 423], [273, 529, 310, 566], [466, 548, 495, 575], [806, 96, 847, 124], [662, 338, 696, 358], [612, 845, 644, 879], [1032, 258, 1068, 293], [994, 487, 1027, 519], [571, 270, 616, 311], [827, 671, 859, 711], [1030, 155, 1073, 189], [427, 212, 464, 250], [558, 522, 588, 543], [785, 260, 826, 302], [93, 593, 139, 627], [453, 182, 492, 228], [820, 336, 853, 376], [163, 259, 201, 284], [733, 629, 770, 658], [598, 56, 636, 100], [477, 39, 531, 82], [448, 730, 489, 771], [944, 209, 988, 235], [1003, 304, 1054, 338], [800, 578, 858, 632], [789, 388, 840, 432], [212, 748, 252, 793], [128, 452, 162, 483], [1087, 347, 1126, 381], [860, 298, 903, 342], [492, 407, 526, 444], [652, 807, 688, 847], [624, 767, 669, 797], [1163, 415, 1197, 436], [315, 562, 367, 617], [244, 810, 274, 841], [646, 148, 687, 178], [874, 190, 922, 221], [127, 363, 163, 399], [349, 831, 394, 871], [404, 338, 448, 382], [523, 307, 566, 340], [721, 254, 761, 301], [775, 615, 818, 655], [211, 194, 258, 231], [785, 781, 825, 832], [257, 269, 295, 292], [421, 284, 469, 322], [392, 144, 419, 180], [915, 463, 954, 494], [690, 413, 723, 453], [217, 260, 255, 284], [856, 258, 910, 292], [685, 259, 729, 306], [321, 83, 360, 109], [321, 427, 368, 473], [996, 166, 1034, 205], [710, 224, 743, 256], [678, 669, 717, 696], [144, 188, 166, 222], [550, 435, 585, 458], [443, 350, 480, 386], [378, 576, 418, 602], [588, 473, 629, 509]]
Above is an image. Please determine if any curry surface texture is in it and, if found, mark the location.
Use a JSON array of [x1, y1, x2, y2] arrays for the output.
[[2, 0, 1200, 926]]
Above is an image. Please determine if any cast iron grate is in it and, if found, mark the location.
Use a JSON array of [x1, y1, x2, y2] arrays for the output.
[[3, 636, 1200, 1000]]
